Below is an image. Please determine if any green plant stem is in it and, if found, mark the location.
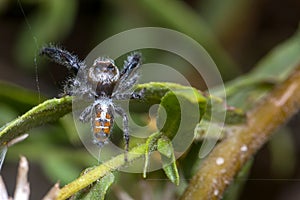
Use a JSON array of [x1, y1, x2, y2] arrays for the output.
[[0, 82, 181, 146], [0, 96, 72, 145], [56, 144, 146, 200], [181, 64, 300, 199]]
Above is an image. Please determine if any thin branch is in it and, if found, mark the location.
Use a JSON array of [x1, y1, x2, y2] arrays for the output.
[[181, 64, 300, 199]]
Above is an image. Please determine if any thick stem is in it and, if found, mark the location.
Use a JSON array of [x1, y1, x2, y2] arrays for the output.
[[181, 65, 300, 200]]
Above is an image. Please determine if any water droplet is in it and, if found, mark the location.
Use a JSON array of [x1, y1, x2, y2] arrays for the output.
[[240, 145, 248, 152], [214, 189, 219, 196], [216, 157, 224, 165]]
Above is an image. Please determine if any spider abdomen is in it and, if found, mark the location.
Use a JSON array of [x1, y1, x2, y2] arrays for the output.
[[92, 103, 114, 146]]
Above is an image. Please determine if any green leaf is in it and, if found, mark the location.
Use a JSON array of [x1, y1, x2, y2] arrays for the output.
[[162, 160, 179, 186], [157, 137, 179, 186], [0, 82, 203, 160], [157, 88, 207, 140], [194, 120, 225, 141], [0, 96, 72, 145], [157, 136, 172, 158], [143, 132, 161, 178], [136, 82, 193, 104], [71, 172, 115, 200], [204, 95, 246, 124], [251, 28, 300, 80], [212, 28, 300, 110]]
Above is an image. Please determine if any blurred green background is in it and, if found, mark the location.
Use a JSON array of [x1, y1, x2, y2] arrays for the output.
[[0, 0, 300, 199]]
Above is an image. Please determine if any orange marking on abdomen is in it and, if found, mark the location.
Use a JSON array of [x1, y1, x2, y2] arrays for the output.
[[103, 127, 110, 134], [104, 121, 110, 127], [94, 127, 101, 133], [106, 113, 111, 119], [95, 120, 101, 126], [96, 111, 101, 118]]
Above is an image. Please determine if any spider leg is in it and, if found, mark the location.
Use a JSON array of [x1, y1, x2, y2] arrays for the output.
[[79, 104, 94, 123], [120, 52, 142, 80], [40, 45, 83, 74], [113, 53, 142, 95], [130, 88, 145, 99], [114, 88, 145, 100], [115, 106, 129, 161]]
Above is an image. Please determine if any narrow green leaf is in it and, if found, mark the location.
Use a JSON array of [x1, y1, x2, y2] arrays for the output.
[[157, 88, 206, 140], [0, 82, 204, 155], [212, 28, 300, 108], [71, 172, 115, 200], [157, 136, 172, 158], [82, 173, 115, 200], [0, 96, 72, 145], [204, 95, 246, 124], [162, 161, 179, 186], [143, 132, 161, 178], [136, 82, 194, 104], [194, 120, 225, 141], [251, 28, 300, 80], [157, 137, 179, 185]]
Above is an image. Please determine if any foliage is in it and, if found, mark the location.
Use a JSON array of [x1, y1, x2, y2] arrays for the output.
[[1, 0, 300, 200]]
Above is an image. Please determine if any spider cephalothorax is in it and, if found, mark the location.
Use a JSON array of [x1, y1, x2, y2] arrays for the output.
[[40, 45, 144, 160], [88, 58, 120, 97]]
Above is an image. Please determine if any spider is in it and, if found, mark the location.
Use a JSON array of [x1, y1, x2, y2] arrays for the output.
[[40, 45, 144, 161]]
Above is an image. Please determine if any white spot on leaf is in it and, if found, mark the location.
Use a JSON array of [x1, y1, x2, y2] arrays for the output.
[[216, 157, 224, 165], [214, 189, 219, 196], [241, 145, 248, 152]]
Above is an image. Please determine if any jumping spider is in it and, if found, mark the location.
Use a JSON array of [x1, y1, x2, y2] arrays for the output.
[[40, 45, 144, 161]]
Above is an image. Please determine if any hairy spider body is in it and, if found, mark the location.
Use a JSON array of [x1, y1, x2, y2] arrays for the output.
[[40, 46, 143, 160], [92, 101, 113, 145]]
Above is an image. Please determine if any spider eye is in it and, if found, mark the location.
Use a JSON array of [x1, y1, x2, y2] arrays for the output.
[[107, 64, 115, 70]]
